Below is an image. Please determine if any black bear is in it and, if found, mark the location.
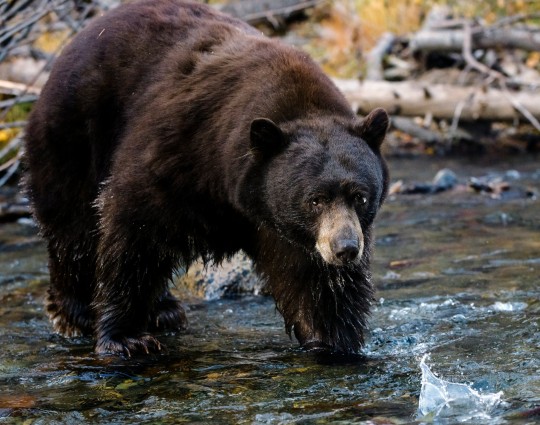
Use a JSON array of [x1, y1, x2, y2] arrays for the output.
[[24, 0, 389, 356]]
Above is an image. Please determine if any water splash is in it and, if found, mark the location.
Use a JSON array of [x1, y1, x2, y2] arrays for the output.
[[490, 301, 527, 312], [417, 354, 503, 422]]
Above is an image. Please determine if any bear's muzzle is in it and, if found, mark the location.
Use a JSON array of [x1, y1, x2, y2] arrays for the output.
[[315, 204, 364, 266]]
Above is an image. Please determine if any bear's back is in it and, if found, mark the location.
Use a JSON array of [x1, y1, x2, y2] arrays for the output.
[[25, 0, 354, 200], [35, 0, 257, 127], [25, 0, 259, 185]]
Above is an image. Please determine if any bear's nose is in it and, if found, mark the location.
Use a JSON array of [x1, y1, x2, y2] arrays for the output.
[[333, 239, 360, 263]]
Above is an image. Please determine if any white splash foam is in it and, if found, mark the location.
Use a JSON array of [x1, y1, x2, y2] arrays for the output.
[[417, 354, 503, 421], [491, 301, 527, 312]]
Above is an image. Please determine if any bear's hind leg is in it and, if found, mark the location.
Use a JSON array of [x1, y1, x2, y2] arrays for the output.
[[148, 290, 187, 332], [45, 238, 97, 337], [46, 287, 94, 337]]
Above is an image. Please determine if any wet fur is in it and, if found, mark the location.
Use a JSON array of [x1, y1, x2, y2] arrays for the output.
[[24, 0, 388, 355]]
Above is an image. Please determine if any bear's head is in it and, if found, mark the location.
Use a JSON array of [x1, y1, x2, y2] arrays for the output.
[[249, 108, 389, 266]]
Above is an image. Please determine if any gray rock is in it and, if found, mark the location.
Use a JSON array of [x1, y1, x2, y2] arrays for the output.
[[433, 168, 458, 190], [175, 253, 262, 300]]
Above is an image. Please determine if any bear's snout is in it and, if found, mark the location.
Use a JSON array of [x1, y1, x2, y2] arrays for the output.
[[316, 204, 364, 266], [332, 238, 360, 263]]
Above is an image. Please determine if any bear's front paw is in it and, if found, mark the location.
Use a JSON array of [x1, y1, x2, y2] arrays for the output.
[[301, 339, 332, 352], [95, 334, 164, 357]]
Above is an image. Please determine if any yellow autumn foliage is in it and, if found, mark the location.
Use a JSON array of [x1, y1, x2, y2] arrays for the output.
[[299, 0, 539, 77], [0, 103, 31, 157], [33, 29, 71, 54]]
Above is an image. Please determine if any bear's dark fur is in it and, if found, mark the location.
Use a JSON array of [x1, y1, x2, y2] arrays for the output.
[[24, 0, 389, 356]]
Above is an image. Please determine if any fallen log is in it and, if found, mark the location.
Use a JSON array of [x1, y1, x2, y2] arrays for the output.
[[0, 79, 41, 96], [332, 78, 540, 122], [220, 0, 322, 26], [410, 27, 540, 53], [365, 32, 395, 81], [390, 116, 444, 144]]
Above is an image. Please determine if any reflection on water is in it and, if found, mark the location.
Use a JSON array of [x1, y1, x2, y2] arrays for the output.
[[0, 157, 539, 424]]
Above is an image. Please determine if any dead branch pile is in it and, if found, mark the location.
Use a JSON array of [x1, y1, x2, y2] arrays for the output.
[[345, 6, 540, 154], [220, 0, 324, 29]]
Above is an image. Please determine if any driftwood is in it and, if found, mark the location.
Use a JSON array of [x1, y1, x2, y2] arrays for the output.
[[411, 7, 540, 53], [332, 78, 540, 123], [0, 79, 41, 96], [411, 27, 540, 53], [390, 116, 444, 145], [220, 0, 322, 27], [365, 32, 395, 81]]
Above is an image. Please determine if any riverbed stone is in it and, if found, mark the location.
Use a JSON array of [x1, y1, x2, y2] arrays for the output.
[[174, 253, 262, 301]]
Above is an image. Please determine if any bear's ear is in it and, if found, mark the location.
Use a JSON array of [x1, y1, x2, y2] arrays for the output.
[[355, 108, 389, 151], [250, 118, 287, 159]]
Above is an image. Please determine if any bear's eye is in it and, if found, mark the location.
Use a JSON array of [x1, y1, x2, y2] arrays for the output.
[[354, 194, 368, 206], [310, 196, 327, 207]]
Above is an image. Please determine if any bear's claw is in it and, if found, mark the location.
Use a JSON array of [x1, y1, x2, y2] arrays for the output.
[[95, 334, 164, 357]]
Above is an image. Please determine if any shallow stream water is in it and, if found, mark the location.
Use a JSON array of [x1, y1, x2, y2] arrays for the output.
[[0, 157, 539, 424]]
